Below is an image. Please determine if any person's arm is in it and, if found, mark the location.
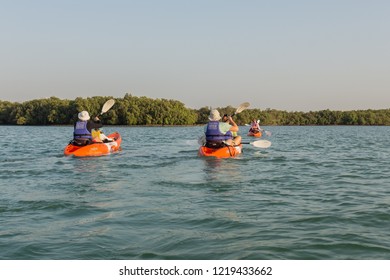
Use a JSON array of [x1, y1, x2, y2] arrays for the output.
[[228, 116, 239, 132], [87, 118, 103, 132]]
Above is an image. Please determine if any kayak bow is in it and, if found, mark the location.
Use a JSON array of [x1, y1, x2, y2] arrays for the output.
[[247, 131, 262, 137]]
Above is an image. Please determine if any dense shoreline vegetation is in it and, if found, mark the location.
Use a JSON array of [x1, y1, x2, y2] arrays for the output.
[[1, 94, 389, 125]]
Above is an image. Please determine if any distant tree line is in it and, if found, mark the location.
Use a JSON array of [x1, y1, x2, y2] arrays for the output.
[[1, 94, 389, 125]]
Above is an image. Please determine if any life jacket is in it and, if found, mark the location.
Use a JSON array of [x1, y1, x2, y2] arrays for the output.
[[205, 121, 232, 142], [73, 121, 92, 140]]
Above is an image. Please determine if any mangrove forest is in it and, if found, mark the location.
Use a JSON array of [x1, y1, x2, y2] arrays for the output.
[[1, 94, 389, 126]]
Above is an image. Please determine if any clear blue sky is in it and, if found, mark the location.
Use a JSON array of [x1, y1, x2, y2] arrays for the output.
[[1, 0, 389, 111]]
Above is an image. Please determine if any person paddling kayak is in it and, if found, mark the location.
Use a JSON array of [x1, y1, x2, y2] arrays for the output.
[[204, 109, 242, 148], [222, 114, 238, 137], [73, 111, 107, 145], [248, 118, 261, 134]]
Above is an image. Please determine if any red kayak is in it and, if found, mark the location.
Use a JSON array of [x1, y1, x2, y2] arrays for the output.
[[198, 144, 242, 158], [64, 132, 122, 157], [247, 130, 262, 137]]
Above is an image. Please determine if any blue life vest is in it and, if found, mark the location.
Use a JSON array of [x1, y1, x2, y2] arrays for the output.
[[205, 121, 232, 142], [73, 121, 92, 139]]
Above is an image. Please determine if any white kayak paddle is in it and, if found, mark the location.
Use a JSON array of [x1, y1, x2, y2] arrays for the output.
[[100, 99, 115, 116], [242, 140, 272, 148], [232, 102, 250, 116]]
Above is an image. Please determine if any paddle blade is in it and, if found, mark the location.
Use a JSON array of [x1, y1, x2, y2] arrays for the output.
[[101, 99, 115, 114], [264, 131, 272, 137], [235, 102, 250, 114], [251, 140, 272, 148]]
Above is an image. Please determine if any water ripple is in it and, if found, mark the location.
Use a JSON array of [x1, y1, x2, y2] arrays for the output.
[[1, 126, 390, 259]]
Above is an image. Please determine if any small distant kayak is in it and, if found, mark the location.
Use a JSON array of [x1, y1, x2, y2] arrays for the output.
[[198, 144, 242, 158], [64, 132, 122, 157], [247, 131, 262, 137]]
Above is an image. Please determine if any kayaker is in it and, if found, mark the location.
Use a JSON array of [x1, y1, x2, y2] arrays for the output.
[[223, 114, 237, 137], [249, 118, 261, 133], [204, 109, 242, 148], [73, 111, 103, 145]]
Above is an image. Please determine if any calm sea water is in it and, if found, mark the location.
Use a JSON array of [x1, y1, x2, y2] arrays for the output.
[[0, 125, 389, 260]]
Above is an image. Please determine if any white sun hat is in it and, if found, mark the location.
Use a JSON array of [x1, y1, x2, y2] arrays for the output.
[[78, 111, 90, 121], [208, 109, 221, 121]]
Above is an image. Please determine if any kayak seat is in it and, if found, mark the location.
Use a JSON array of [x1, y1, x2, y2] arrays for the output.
[[71, 139, 91, 146], [205, 141, 226, 149]]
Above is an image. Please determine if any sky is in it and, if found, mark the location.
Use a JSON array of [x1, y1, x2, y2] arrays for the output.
[[1, 0, 389, 112]]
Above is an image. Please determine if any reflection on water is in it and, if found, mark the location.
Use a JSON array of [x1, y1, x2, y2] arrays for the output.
[[66, 155, 114, 176], [201, 157, 242, 183]]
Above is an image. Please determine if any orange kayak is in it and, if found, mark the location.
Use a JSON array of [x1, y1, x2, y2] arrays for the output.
[[247, 131, 262, 137], [198, 145, 242, 158], [64, 132, 122, 157]]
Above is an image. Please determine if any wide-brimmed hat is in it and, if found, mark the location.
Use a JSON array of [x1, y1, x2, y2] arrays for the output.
[[208, 109, 221, 121], [78, 111, 90, 121]]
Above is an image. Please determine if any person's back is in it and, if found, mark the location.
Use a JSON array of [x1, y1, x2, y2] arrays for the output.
[[205, 121, 232, 147], [204, 109, 241, 147], [73, 111, 102, 145]]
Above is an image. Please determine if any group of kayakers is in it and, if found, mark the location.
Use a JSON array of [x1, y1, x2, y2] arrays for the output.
[[72, 108, 265, 149]]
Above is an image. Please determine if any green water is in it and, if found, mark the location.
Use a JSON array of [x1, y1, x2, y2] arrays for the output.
[[0, 125, 389, 259]]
